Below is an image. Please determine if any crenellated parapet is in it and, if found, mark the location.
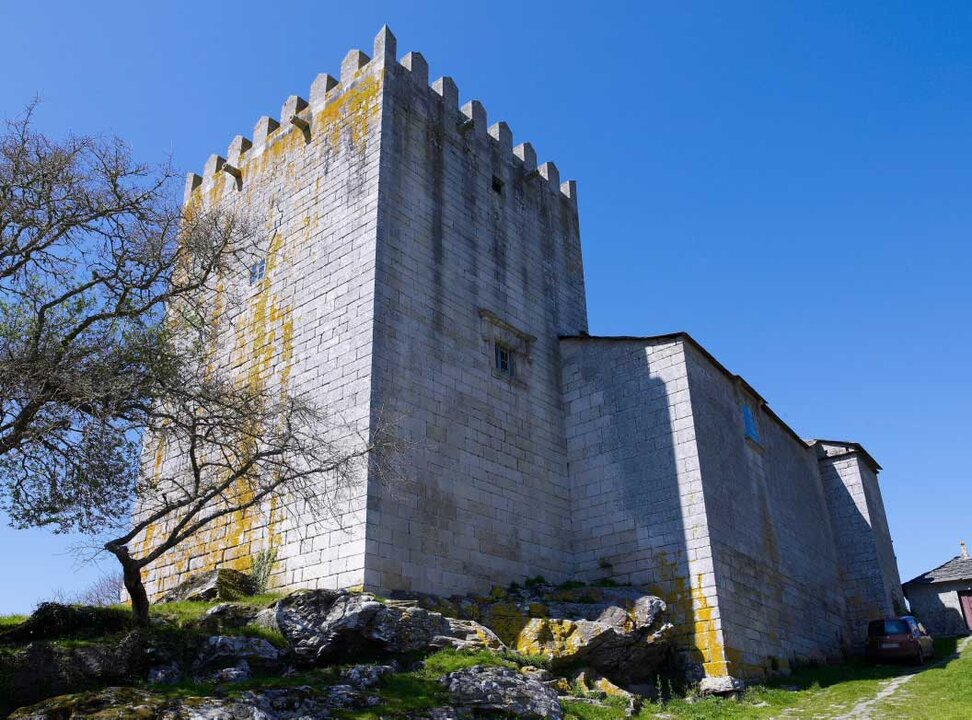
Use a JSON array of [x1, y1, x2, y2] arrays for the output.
[[184, 25, 576, 208]]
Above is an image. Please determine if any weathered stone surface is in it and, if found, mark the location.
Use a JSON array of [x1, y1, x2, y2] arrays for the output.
[[161, 569, 257, 603], [147, 661, 182, 685], [405, 584, 673, 684], [340, 662, 398, 690], [192, 635, 282, 675], [9, 685, 381, 719], [699, 675, 746, 695], [439, 665, 563, 719], [517, 614, 673, 683], [0, 631, 147, 716], [197, 602, 262, 632], [572, 668, 642, 713], [274, 590, 504, 664]]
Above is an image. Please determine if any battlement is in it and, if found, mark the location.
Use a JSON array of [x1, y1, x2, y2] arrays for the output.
[[184, 25, 576, 207]]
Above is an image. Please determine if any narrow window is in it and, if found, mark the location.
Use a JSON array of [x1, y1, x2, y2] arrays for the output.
[[742, 404, 760, 444], [494, 343, 515, 378], [249, 258, 266, 285], [491, 175, 504, 195]]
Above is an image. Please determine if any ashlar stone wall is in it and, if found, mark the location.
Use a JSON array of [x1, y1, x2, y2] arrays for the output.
[[137, 32, 396, 600], [684, 344, 846, 678], [363, 44, 588, 597], [560, 337, 729, 680]]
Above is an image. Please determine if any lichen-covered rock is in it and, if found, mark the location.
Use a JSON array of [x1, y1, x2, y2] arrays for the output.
[[439, 665, 563, 719], [0, 631, 147, 716], [572, 668, 642, 713], [191, 635, 283, 679], [340, 662, 398, 690], [9, 685, 379, 719], [516, 614, 673, 683], [161, 569, 257, 603], [273, 589, 504, 664], [147, 661, 182, 685], [197, 602, 262, 632]]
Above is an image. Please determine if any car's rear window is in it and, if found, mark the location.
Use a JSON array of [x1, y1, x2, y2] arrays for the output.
[[869, 619, 909, 636]]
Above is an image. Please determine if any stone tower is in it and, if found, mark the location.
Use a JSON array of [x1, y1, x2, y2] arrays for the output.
[[138, 26, 588, 600]]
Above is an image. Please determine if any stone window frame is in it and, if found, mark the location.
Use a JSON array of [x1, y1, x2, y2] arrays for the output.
[[479, 309, 534, 388]]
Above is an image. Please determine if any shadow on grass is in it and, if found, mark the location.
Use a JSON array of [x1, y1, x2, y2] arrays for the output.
[[765, 637, 962, 691]]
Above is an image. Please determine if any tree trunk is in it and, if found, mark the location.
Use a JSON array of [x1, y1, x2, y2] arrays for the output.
[[107, 542, 151, 626]]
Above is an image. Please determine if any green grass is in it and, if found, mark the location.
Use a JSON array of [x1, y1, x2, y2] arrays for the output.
[[560, 637, 972, 720], [336, 647, 519, 719], [0, 614, 26, 630], [236, 623, 288, 648], [868, 636, 972, 719]]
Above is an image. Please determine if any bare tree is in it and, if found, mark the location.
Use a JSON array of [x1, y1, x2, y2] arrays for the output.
[[105, 361, 386, 624], [75, 573, 125, 607], [0, 102, 249, 533], [0, 105, 396, 625]]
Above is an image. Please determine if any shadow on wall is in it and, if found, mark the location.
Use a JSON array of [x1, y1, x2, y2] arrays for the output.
[[907, 586, 972, 637], [825, 473, 900, 648], [570, 341, 720, 678]]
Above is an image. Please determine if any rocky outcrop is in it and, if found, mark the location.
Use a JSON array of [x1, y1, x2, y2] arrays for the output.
[[0, 631, 147, 716], [3, 576, 681, 718], [8, 685, 381, 720], [160, 569, 258, 603], [516, 613, 672, 683], [273, 589, 503, 664], [192, 635, 283, 680], [400, 582, 674, 685], [439, 665, 563, 719]]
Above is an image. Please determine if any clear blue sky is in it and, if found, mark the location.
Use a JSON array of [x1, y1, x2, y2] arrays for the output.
[[1, 1, 969, 614]]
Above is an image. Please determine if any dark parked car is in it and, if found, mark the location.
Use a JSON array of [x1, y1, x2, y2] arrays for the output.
[[866, 616, 935, 664]]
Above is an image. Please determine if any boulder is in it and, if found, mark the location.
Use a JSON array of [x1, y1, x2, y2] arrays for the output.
[[397, 583, 674, 684], [197, 602, 262, 632], [698, 675, 746, 695], [192, 635, 282, 677], [160, 569, 257, 603], [273, 590, 504, 664], [340, 662, 398, 690], [571, 668, 642, 714], [516, 615, 672, 684], [439, 665, 563, 720]]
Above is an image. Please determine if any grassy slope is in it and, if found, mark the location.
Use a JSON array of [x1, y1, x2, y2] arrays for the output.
[[4, 600, 970, 720], [870, 637, 972, 720], [563, 637, 970, 720]]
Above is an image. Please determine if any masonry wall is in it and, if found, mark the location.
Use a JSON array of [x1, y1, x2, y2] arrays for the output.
[[905, 582, 972, 636], [560, 338, 729, 680], [137, 44, 389, 599], [818, 444, 905, 646], [684, 345, 846, 678], [362, 53, 588, 596]]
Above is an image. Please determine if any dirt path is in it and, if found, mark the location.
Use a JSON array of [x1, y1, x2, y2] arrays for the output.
[[831, 636, 972, 720]]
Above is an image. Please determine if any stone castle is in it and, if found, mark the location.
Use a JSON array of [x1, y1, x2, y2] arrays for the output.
[[138, 27, 904, 682]]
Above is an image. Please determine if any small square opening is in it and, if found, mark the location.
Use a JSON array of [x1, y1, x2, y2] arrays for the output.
[[494, 343, 515, 378]]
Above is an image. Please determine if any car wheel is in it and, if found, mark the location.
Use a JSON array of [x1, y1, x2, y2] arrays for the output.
[[914, 646, 924, 666]]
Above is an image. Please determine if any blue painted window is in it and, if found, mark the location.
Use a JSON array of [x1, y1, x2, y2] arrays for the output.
[[249, 258, 266, 285], [743, 404, 760, 443]]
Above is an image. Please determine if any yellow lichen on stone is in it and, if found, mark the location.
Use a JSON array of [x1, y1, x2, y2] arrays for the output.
[[649, 551, 730, 677]]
